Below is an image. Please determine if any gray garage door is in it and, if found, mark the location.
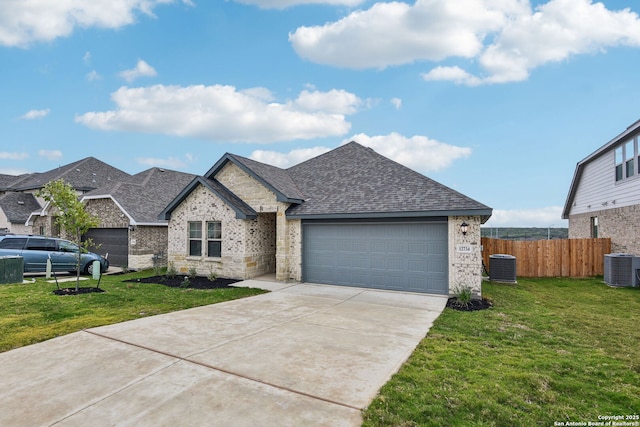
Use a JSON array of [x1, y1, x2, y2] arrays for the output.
[[303, 221, 449, 294], [83, 228, 128, 267]]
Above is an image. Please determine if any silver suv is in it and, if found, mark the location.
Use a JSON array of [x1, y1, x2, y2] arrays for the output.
[[0, 235, 109, 274]]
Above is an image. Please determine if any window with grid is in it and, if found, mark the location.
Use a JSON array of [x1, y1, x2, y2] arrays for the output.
[[625, 139, 635, 178], [188, 222, 202, 256], [615, 146, 624, 181], [207, 221, 222, 258]]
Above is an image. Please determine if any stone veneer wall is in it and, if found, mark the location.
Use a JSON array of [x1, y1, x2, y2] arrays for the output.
[[569, 205, 640, 255], [287, 219, 302, 281], [448, 215, 483, 297], [215, 162, 294, 280]]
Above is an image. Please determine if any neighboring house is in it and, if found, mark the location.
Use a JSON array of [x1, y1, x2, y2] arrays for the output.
[[0, 192, 42, 234], [161, 142, 492, 296], [82, 168, 196, 270], [563, 118, 640, 255], [0, 157, 131, 236]]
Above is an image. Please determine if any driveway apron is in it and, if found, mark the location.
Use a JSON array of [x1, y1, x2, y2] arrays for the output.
[[0, 281, 446, 427]]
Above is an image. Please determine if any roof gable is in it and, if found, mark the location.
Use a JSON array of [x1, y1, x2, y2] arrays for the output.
[[205, 154, 304, 203], [83, 168, 197, 224], [160, 177, 257, 221], [286, 141, 492, 220], [0, 192, 42, 223], [563, 118, 640, 219]]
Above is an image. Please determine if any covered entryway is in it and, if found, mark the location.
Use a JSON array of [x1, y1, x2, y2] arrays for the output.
[[83, 228, 128, 267], [302, 220, 449, 294]]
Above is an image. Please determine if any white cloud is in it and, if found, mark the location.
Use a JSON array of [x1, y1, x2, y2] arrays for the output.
[[86, 70, 101, 81], [294, 89, 361, 114], [483, 206, 567, 227], [290, 0, 640, 84], [83, 51, 92, 64], [250, 132, 471, 171], [0, 167, 30, 175], [289, 0, 515, 69], [38, 150, 63, 161], [75, 84, 360, 143], [422, 66, 482, 86], [0, 152, 29, 160], [118, 60, 157, 82], [250, 146, 332, 168], [346, 132, 472, 172], [233, 0, 363, 9], [0, 0, 193, 48], [19, 108, 50, 120], [390, 97, 402, 109], [136, 156, 188, 169]]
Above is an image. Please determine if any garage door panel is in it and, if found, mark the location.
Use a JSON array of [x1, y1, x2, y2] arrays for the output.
[[83, 228, 128, 268], [303, 222, 448, 295]]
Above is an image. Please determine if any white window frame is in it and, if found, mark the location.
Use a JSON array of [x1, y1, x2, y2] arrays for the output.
[[206, 221, 222, 258]]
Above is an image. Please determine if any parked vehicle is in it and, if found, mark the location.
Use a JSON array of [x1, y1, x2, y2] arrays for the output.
[[0, 235, 109, 274]]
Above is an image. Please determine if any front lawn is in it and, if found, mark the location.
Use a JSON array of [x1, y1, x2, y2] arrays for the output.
[[363, 278, 640, 426], [0, 270, 265, 353]]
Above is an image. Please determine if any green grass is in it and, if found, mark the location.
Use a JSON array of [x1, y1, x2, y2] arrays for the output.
[[0, 270, 265, 353], [363, 278, 640, 427]]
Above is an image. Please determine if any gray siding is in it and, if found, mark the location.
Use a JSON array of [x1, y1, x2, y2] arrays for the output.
[[569, 150, 640, 216]]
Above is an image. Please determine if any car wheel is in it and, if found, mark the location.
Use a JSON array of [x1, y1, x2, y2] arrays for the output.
[[85, 263, 93, 275]]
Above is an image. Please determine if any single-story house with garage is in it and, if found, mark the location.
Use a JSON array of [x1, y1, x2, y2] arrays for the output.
[[563, 118, 640, 254], [1, 157, 131, 236], [161, 141, 492, 296], [81, 167, 196, 270]]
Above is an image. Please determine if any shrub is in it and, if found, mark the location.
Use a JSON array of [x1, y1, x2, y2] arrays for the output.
[[188, 267, 198, 279], [166, 262, 177, 279]]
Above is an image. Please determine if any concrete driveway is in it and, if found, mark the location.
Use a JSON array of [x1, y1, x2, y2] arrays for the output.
[[0, 280, 446, 426]]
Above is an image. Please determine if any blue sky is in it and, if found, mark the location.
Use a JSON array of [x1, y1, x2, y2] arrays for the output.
[[2, 0, 640, 227]]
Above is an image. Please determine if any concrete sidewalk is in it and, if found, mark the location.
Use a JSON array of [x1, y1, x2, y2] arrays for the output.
[[0, 281, 446, 426]]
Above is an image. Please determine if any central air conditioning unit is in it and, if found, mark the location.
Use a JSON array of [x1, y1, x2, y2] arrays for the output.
[[604, 253, 640, 287], [489, 254, 517, 283]]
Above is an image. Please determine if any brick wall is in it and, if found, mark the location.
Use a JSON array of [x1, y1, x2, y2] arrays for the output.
[[448, 215, 483, 297], [130, 225, 168, 270], [569, 205, 640, 255], [84, 198, 129, 228]]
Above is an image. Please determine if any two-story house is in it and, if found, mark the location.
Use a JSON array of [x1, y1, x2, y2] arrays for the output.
[[563, 119, 640, 254]]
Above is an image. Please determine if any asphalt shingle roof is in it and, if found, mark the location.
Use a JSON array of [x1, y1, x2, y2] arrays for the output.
[[285, 141, 491, 218], [0, 174, 28, 190], [85, 168, 197, 224], [0, 192, 42, 223], [8, 157, 130, 192]]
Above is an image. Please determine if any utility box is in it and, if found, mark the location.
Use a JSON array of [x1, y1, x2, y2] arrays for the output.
[[489, 254, 517, 283], [0, 256, 24, 285]]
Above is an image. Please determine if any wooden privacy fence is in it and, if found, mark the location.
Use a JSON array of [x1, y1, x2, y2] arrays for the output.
[[481, 238, 612, 278]]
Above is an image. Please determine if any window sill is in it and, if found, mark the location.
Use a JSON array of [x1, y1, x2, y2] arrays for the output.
[[185, 256, 222, 261]]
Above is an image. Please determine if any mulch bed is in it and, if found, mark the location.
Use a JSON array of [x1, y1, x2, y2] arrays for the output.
[[446, 297, 493, 311], [53, 287, 105, 296], [125, 275, 241, 289]]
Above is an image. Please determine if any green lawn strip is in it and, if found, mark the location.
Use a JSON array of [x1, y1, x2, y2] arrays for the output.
[[363, 278, 640, 427], [0, 271, 266, 353]]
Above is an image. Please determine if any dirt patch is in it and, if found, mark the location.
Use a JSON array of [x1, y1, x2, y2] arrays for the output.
[[126, 276, 241, 289], [446, 297, 493, 312], [53, 287, 105, 296]]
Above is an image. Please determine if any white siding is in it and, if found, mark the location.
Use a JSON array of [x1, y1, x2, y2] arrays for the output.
[[569, 150, 640, 216]]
